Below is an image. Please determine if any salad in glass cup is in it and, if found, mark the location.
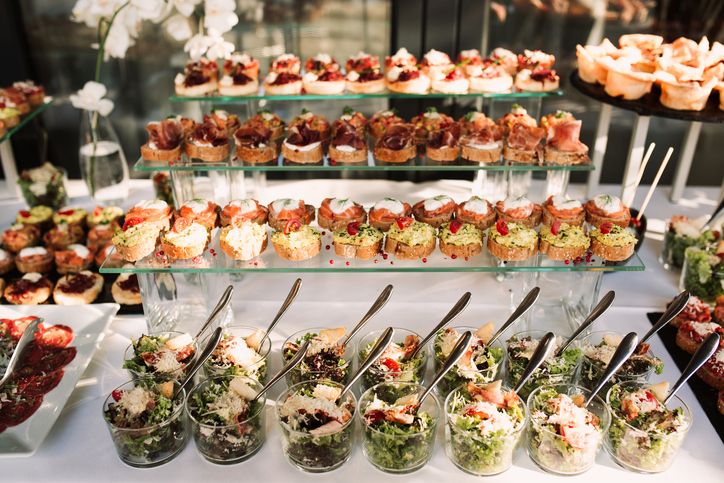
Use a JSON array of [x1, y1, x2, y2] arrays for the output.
[[276, 379, 356, 472], [660, 215, 718, 270], [433, 324, 504, 398], [282, 327, 352, 385], [123, 331, 196, 382], [186, 375, 266, 464], [605, 381, 692, 473], [527, 383, 610, 475], [103, 378, 187, 467], [506, 330, 581, 399], [357, 328, 426, 392], [579, 331, 663, 392], [359, 381, 438, 473], [445, 380, 527, 475], [203, 324, 270, 383]]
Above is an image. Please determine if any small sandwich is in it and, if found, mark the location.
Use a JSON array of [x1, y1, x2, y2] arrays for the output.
[[487, 220, 538, 261], [267, 198, 315, 231], [412, 195, 457, 228], [185, 119, 230, 162], [53, 207, 88, 229], [174, 58, 218, 96], [177, 199, 219, 230], [676, 320, 723, 355], [345, 52, 384, 93], [458, 48, 484, 74], [160, 217, 208, 260], [54, 244, 93, 274], [333, 222, 383, 260], [281, 125, 323, 164], [438, 220, 483, 258], [3, 223, 40, 253], [373, 124, 416, 164], [385, 65, 430, 94], [126, 199, 173, 231], [87, 224, 115, 253], [220, 199, 268, 227], [431, 66, 469, 94], [43, 223, 85, 251], [243, 110, 285, 144], [384, 217, 436, 260], [515, 49, 560, 92], [495, 196, 542, 228], [16, 246, 54, 273], [332, 107, 368, 136], [318, 197, 367, 231], [502, 121, 546, 165], [112, 271, 142, 305], [112, 219, 160, 262], [539, 222, 590, 261], [542, 195, 584, 226], [540, 111, 590, 165], [88, 205, 124, 228], [219, 52, 260, 96], [263, 71, 303, 95], [16, 205, 53, 230], [289, 109, 331, 144], [459, 125, 504, 163], [219, 221, 268, 261], [271, 220, 321, 261], [411, 107, 455, 146], [328, 124, 367, 164], [4, 272, 52, 305], [13, 80, 45, 107], [0, 248, 14, 275], [420, 49, 454, 81], [368, 198, 412, 232], [589, 222, 637, 261], [140, 118, 184, 161], [584, 194, 631, 228], [596, 57, 656, 100], [700, 349, 724, 391], [53, 270, 104, 305], [385, 48, 417, 72], [426, 124, 461, 162], [468, 62, 513, 93], [369, 109, 404, 140], [206, 110, 240, 137], [455, 196, 496, 231], [234, 126, 276, 164]]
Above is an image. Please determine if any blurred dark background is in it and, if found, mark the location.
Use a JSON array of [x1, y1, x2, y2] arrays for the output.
[[0, 0, 722, 186]]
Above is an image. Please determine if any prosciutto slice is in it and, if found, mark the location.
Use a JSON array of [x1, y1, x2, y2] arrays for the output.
[[547, 120, 587, 152], [331, 124, 366, 150], [507, 123, 546, 150], [286, 125, 321, 146], [234, 126, 271, 148], [147, 120, 183, 150], [464, 124, 503, 145], [428, 124, 461, 148], [190, 121, 228, 147], [380, 124, 414, 150]]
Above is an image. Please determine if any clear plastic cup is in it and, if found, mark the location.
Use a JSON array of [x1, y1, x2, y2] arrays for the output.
[[123, 331, 197, 382], [281, 327, 353, 386], [186, 376, 266, 464], [202, 324, 271, 384], [356, 328, 427, 393], [359, 382, 439, 474]]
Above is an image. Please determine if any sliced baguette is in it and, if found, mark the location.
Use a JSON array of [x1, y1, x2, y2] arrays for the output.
[[346, 79, 385, 93], [503, 145, 539, 164], [220, 232, 268, 260], [590, 237, 634, 261], [585, 209, 631, 228], [698, 363, 724, 390], [543, 145, 590, 166], [160, 240, 205, 260], [140, 144, 181, 162], [373, 145, 416, 164], [185, 142, 230, 162], [675, 328, 700, 355], [268, 204, 315, 231], [272, 239, 321, 261], [487, 236, 537, 261], [318, 212, 367, 232], [53, 272, 104, 305], [333, 240, 381, 260], [384, 236, 435, 260], [461, 145, 501, 163], [281, 142, 323, 164], [439, 240, 482, 258], [236, 144, 277, 164], [539, 238, 588, 261], [426, 145, 460, 162], [455, 211, 496, 232], [329, 145, 367, 163], [412, 205, 455, 228], [175, 81, 218, 97]]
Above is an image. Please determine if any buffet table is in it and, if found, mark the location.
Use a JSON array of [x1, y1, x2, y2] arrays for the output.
[[2, 179, 722, 482]]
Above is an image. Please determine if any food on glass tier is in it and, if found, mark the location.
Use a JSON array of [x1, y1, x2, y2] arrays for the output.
[[317, 197, 366, 231], [283, 327, 351, 384], [0, 248, 13, 274], [584, 194, 631, 228], [303, 54, 345, 95], [263, 71, 303, 95], [185, 119, 231, 162], [590, 222, 637, 261], [515, 49, 559, 90], [87, 223, 114, 253], [661, 215, 718, 269], [123, 331, 196, 381], [16, 205, 53, 230], [332, 107, 367, 135], [539, 222, 590, 261], [175, 58, 218, 96], [0, 96, 20, 128], [205, 110, 240, 137], [459, 116, 504, 163], [579, 332, 662, 390], [3, 223, 41, 253], [542, 195, 584, 226], [332, 222, 383, 260], [126, 199, 172, 231], [15, 246, 53, 273], [267, 198, 315, 231], [385, 47, 417, 71], [96, 242, 123, 268], [434, 325, 504, 397], [373, 124, 416, 163], [467, 56, 514, 93], [432, 65, 469, 94], [606, 382, 691, 473], [671, 294, 712, 328], [234, 126, 277, 164], [455, 196, 496, 231], [385, 65, 430, 94], [345, 52, 384, 93], [112, 220, 160, 262], [112, 272, 141, 305], [497, 105, 545, 164], [412, 195, 456, 228], [220, 199, 268, 227], [420, 49, 454, 80], [357, 329, 424, 391], [242, 110, 285, 143], [271, 221, 321, 261], [54, 244, 93, 274], [4, 272, 52, 304], [186, 376, 265, 464], [160, 218, 208, 260], [328, 124, 367, 163], [426, 124, 461, 161], [359, 382, 437, 473], [53, 206, 87, 229], [18, 162, 68, 210], [140, 118, 184, 162], [495, 196, 542, 228], [219, 52, 260, 96], [43, 222, 85, 250], [12, 80, 45, 106], [675, 320, 723, 355], [369, 198, 412, 232], [204, 326, 268, 379], [411, 107, 455, 145], [487, 221, 538, 261], [276, 380, 355, 472], [0, 87, 29, 115], [289, 109, 331, 144], [177, 199, 219, 231], [52, 270, 104, 305], [540, 111, 590, 165], [384, 217, 436, 260], [270, 53, 301, 74], [281, 125, 324, 164], [438, 220, 483, 258], [445, 381, 527, 476], [369, 109, 404, 139], [87, 205, 123, 228], [220, 222, 268, 261]]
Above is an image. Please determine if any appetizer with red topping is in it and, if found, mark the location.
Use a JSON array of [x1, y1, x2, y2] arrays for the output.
[[175, 58, 218, 96], [411, 108, 455, 145], [267, 198, 315, 231], [270, 220, 321, 261], [1, 87, 29, 114], [289, 109, 331, 143], [539, 222, 590, 261], [304, 53, 339, 74], [140, 118, 184, 162], [515, 50, 560, 92], [205, 110, 240, 137], [43, 223, 85, 250], [177, 199, 219, 230], [369, 198, 412, 232], [53, 270, 104, 305], [3, 223, 41, 253], [412, 195, 457, 228], [112, 272, 141, 305], [457, 49, 483, 68], [373, 124, 416, 164], [219, 52, 260, 96], [263, 71, 303, 95], [438, 219, 484, 258], [432, 66, 470, 94], [318, 198, 367, 231], [220, 199, 268, 227], [421, 49, 454, 80], [332, 107, 367, 136], [185, 119, 230, 162], [467, 61, 513, 93], [584, 194, 631, 228], [16, 246, 54, 273], [12, 80, 45, 106], [384, 216, 436, 260], [87, 224, 114, 253], [386, 65, 430, 94], [4, 272, 53, 305], [160, 217, 208, 260], [495, 196, 542, 228], [219, 218, 268, 261], [455, 196, 496, 231], [345, 52, 384, 93], [54, 244, 93, 274], [243, 110, 285, 143], [369, 109, 404, 139], [541, 111, 590, 165], [333, 222, 383, 260], [0, 248, 14, 275], [675, 320, 723, 355], [112, 219, 160, 262], [459, 112, 504, 163], [126, 200, 173, 231], [426, 124, 461, 162], [303, 54, 345, 94], [270, 53, 302, 74], [699, 348, 723, 390], [487, 220, 538, 261], [234, 126, 277, 164], [385, 48, 417, 72], [542, 195, 584, 226], [329, 124, 367, 164], [498, 105, 546, 164], [490, 48, 519, 75], [671, 295, 712, 328], [281, 124, 324, 164]]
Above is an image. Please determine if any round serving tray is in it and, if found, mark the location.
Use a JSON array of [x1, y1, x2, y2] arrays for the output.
[[570, 70, 724, 123]]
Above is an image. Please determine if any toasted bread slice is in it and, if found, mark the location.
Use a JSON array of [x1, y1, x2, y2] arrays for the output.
[[175, 81, 218, 97], [384, 236, 435, 260], [236, 144, 277, 164], [346, 78, 385, 93], [220, 230, 268, 261], [333, 240, 381, 260], [160, 240, 205, 260], [539, 238, 588, 261], [185, 142, 230, 162], [461, 145, 501, 163], [140, 144, 181, 162], [281, 142, 323, 164], [698, 363, 724, 390], [220, 206, 268, 227], [373, 145, 416, 164], [439, 240, 482, 258], [412, 206, 454, 228], [487, 236, 537, 261], [53, 272, 104, 305], [590, 237, 634, 261], [675, 328, 700, 355], [112, 273, 142, 305], [543, 146, 590, 166], [268, 204, 315, 231], [318, 212, 367, 232], [272, 238, 321, 261], [495, 206, 542, 228], [426, 145, 460, 162], [329, 145, 367, 163], [503, 145, 538, 164]]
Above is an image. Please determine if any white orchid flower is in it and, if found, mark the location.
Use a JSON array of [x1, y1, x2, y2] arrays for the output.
[[204, 0, 238, 34], [70, 81, 115, 116], [205, 29, 235, 59], [173, 0, 202, 17], [184, 33, 214, 61], [165, 14, 193, 41], [130, 0, 166, 21], [102, 19, 132, 59], [71, 0, 119, 27]]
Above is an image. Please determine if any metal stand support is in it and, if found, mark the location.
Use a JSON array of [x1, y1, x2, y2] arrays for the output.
[[0, 140, 21, 200], [670, 121, 702, 203], [586, 103, 612, 198]]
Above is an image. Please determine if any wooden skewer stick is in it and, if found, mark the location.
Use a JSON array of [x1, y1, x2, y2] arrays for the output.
[[625, 142, 656, 208], [637, 147, 674, 221]]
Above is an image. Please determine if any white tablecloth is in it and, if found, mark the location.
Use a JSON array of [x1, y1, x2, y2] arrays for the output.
[[2, 179, 723, 482]]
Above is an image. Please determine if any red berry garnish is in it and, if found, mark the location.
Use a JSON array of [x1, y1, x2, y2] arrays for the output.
[[58, 209, 75, 216], [451, 254, 458, 259], [329, 259, 334, 264], [496, 219, 509, 236], [449, 219, 463, 234], [422, 257, 427, 263], [122, 217, 144, 231], [564, 259, 570, 265], [347, 221, 360, 235], [93, 207, 102, 216], [382, 253, 388, 260], [599, 222, 613, 234], [111, 389, 123, 402], [283, 219, 302, 235], [396, 216, 413, 230], [19, 210, 30, 218], [631, 217, 641, 227], [325, 245, 331, 250], [551, 220, 561, 235], [345, 261, 350, 266]]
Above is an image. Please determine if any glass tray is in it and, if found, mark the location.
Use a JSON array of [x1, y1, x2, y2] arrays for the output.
[[0, 98, 54, 144]]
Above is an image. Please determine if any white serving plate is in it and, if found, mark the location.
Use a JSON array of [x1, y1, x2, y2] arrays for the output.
[[0, 303, 119, 457]]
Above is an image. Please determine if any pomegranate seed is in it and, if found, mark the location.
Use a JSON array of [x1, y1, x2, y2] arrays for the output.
[[321, 231, 326, 236], [449, 219, 463, 234], [325, 245, 331, 250], [345, 261, 350, 266], [382, 253, 388, 260], [111, 389, 123, 402], [465, 257, 469, 261], [599, 222, 613, 234], [390, 261, 394, 265], [329, 259, 334, 264], [565, 259, 570, 265], [451, 254, 457, 259], [422, 258, 427, 263], [374, 259, 379, 263]]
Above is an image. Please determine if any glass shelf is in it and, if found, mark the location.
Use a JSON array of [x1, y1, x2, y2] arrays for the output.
[[134, 153, 593, 172], [100, 228, 644, 274], [169, 89, 563, 103], [0, 98, 54, 144]]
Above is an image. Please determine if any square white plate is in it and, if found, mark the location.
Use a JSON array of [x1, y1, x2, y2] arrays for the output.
[[0, 303, 119, 457]]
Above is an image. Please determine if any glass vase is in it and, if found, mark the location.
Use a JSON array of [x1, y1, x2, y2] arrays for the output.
[[79, 110, 129, 204]]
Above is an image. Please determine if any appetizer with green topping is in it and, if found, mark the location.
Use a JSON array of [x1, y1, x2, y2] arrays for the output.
[[123, 331, 196, 382]]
